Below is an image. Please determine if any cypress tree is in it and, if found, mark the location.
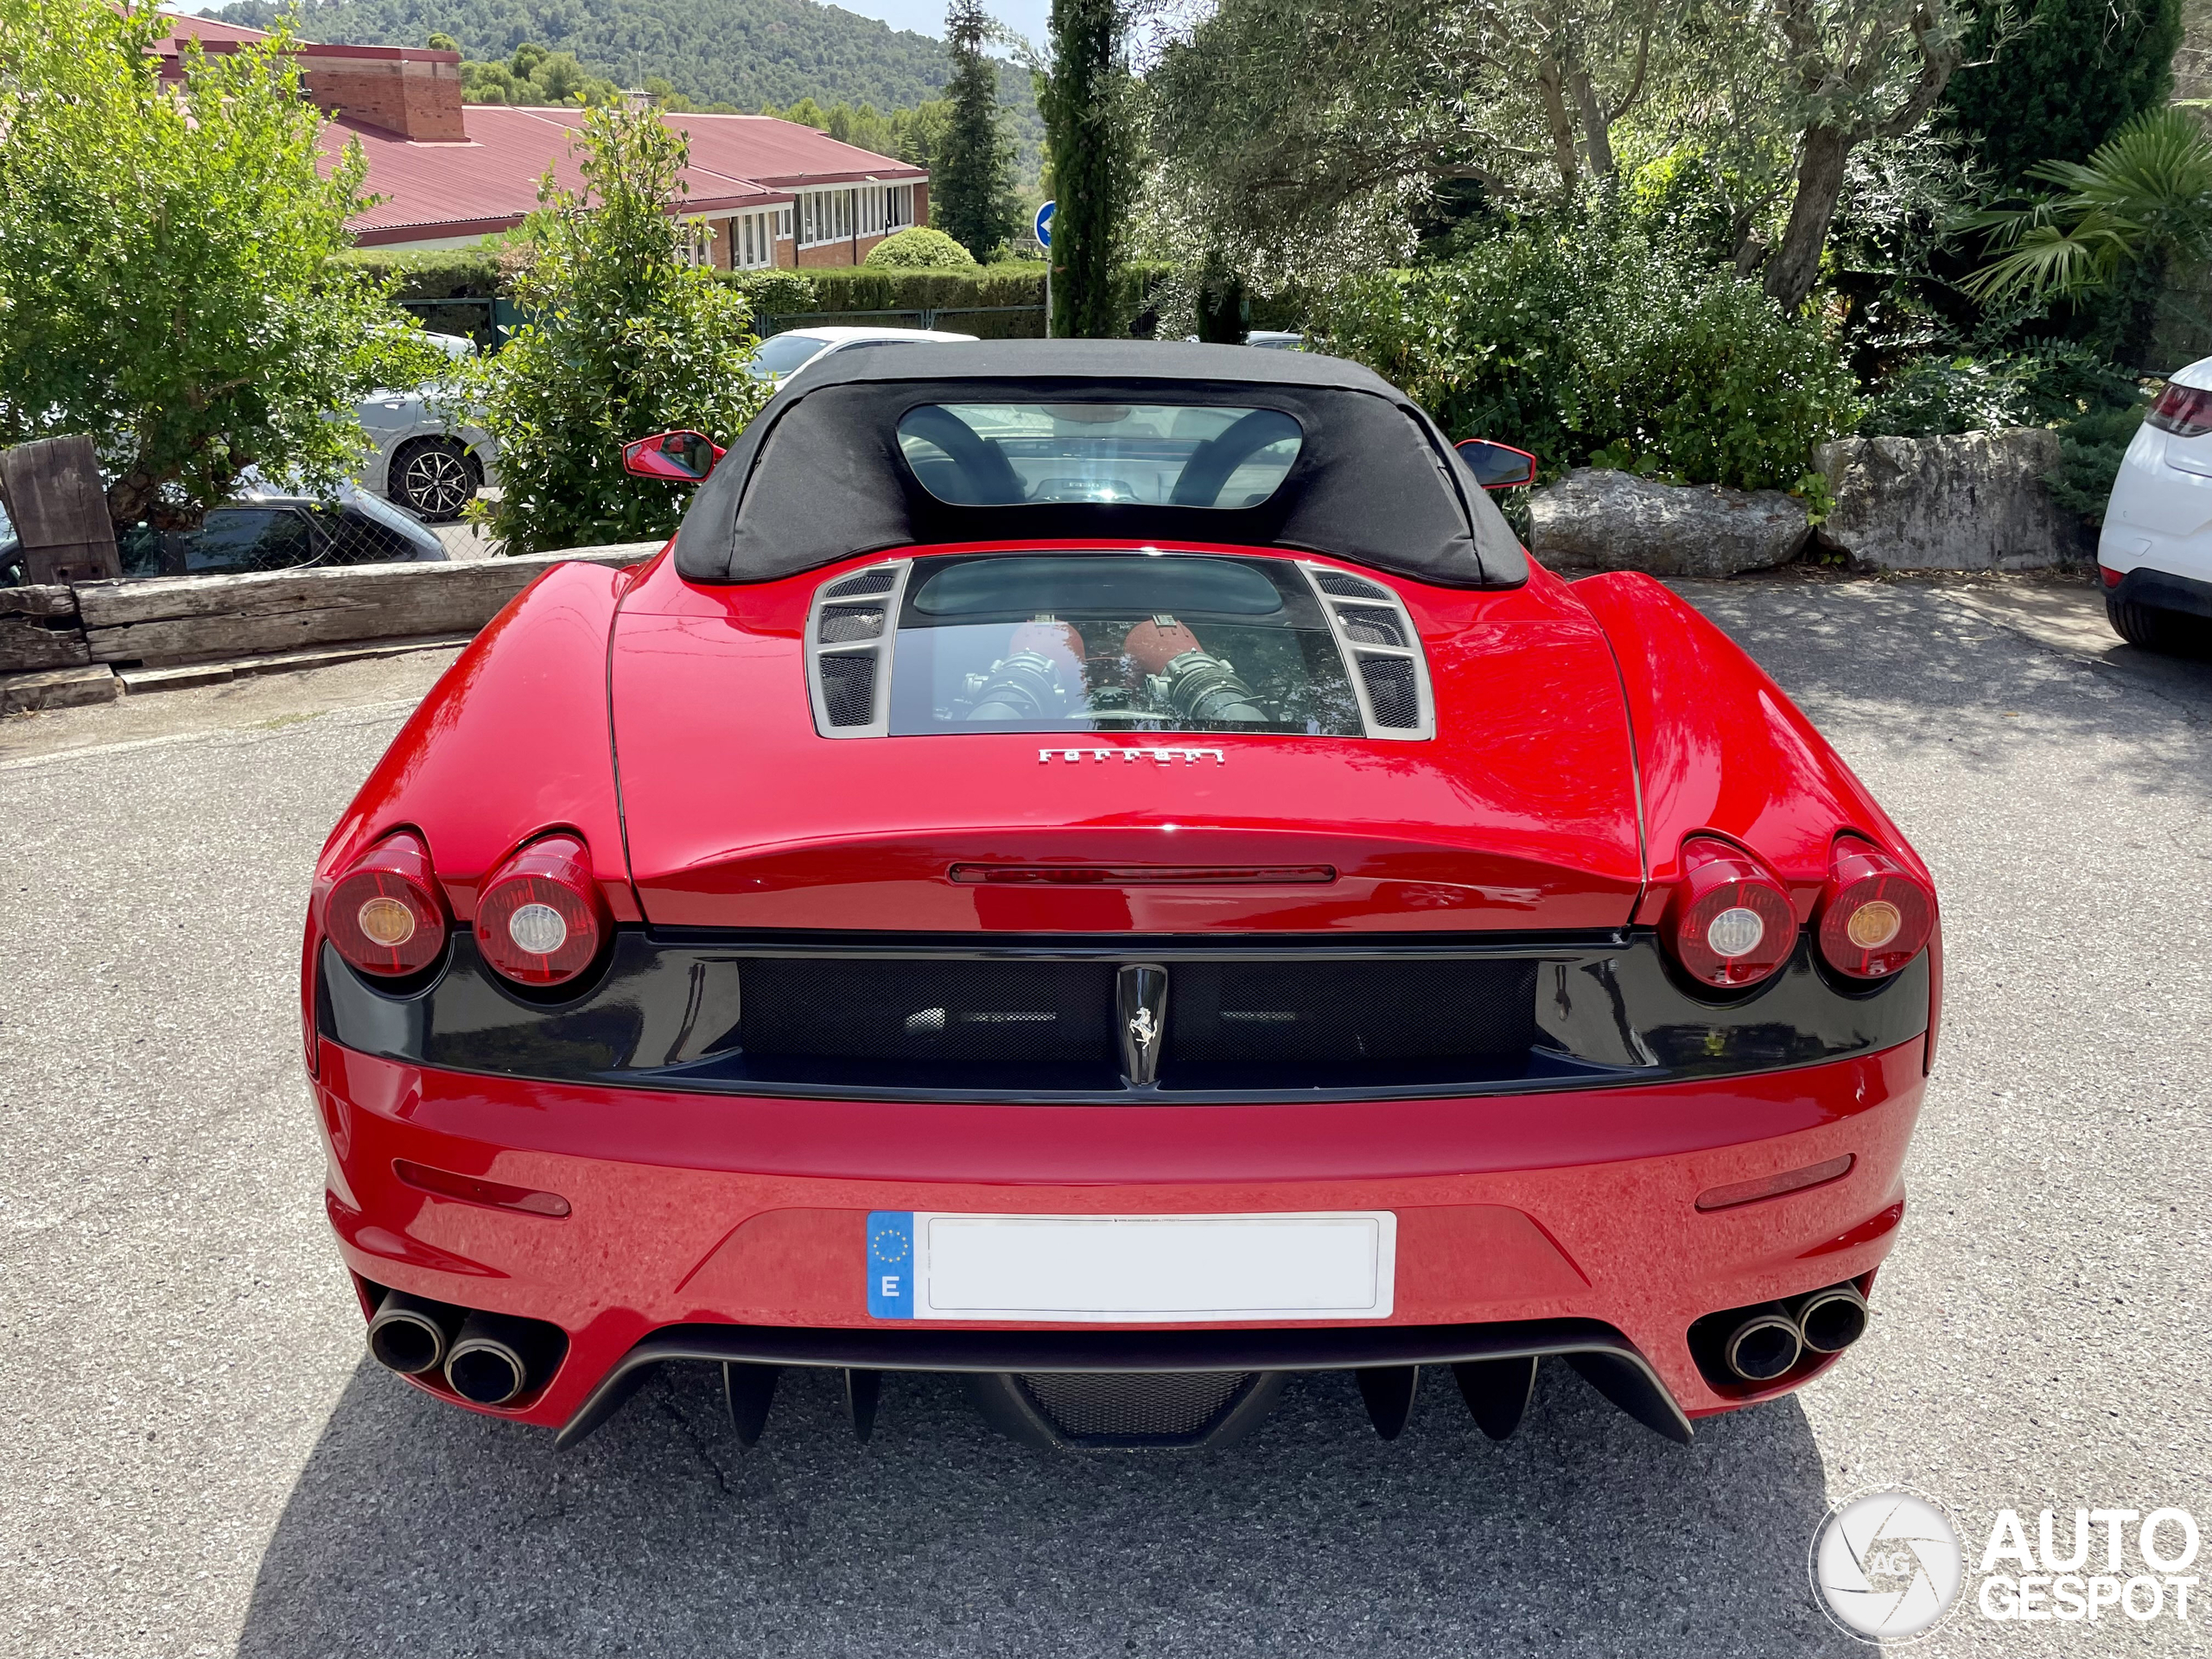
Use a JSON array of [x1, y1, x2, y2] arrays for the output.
[[1040, 0, 1133, 337], [935, 0, 1015, 258], [1947, 0, 2183, 189]]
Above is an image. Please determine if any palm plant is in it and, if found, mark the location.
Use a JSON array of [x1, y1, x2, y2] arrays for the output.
[[1963, 105, 2212, 302]]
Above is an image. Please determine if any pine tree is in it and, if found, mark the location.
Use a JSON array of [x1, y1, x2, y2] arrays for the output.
[[1947, 0, 2183, 190], [1040, 0, 1132, 337], [935, 0, 1014, 257]]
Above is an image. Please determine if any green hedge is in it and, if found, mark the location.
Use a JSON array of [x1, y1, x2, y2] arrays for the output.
[[718, 261, 1170, 339], [331, 247, 505, 302]]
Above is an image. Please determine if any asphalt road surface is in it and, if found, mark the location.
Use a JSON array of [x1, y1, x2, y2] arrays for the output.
[[3, 574, 2208, 1658]]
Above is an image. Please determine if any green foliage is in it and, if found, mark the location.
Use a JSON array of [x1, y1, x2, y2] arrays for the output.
[[459, 44, 619, 106], [1858, 341, 2139, 435], [935, 0, 1018, 258], [719, 262, 1161, 337], [1041, 0, 1137, 337], [217, 0, 969, 115], [1966, 109, 2212, 318], [467, 105, 768, 553], [0, 0, 436, 531], [2048, 401, 2146, 523], [1313, 221, 1863, 492], [1946, 0, 2180, 190], [863, 226, 978, 269], [331, 248, 507, 300]]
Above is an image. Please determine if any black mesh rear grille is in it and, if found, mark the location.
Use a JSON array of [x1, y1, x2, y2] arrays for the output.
[[826, 569, 897, 598], [1166, 958, 1536, 1084], [1336, 606, 1406, 646], [738, 958, 1119, 1085], [817, 605, 885, 642], [1018, 1372, 1255, 1445], [818, 653, 877, 726], [1359, 657, 1419, 728], [719, 955, 1540, 1092], [1315, 572, 1388, 599]]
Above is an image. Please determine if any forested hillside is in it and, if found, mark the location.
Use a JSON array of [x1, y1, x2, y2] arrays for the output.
[[213, 0, 954, 110]]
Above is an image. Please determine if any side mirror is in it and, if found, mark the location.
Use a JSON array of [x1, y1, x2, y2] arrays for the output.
[[1455, 438, 1538, 491], [622, 429, 725, 485]]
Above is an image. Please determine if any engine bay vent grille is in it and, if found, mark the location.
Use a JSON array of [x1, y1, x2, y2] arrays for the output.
[[1300, 563, 1433, 741], [825, 569, 898, 598], [1359, 658, 1420, 728], [1314, 571, 1388, 600], [807, 562, 911, 737]]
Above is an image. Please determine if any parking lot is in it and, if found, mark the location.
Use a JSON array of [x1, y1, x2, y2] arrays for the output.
[[2, 572, 2208, 1658]]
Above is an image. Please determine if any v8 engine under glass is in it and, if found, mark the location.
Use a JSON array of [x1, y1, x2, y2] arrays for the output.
[[887, 554, 1363, 735]]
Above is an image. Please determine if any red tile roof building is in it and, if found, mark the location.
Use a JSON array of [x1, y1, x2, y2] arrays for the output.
[[152, 13, 928, 267]]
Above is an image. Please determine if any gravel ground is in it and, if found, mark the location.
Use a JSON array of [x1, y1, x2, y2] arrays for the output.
[[0, 575, 2206, 1658]]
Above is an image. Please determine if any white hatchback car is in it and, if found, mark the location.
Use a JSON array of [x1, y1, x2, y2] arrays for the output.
[[745, 325, 977, 387], [2098, 357, 2212, 652]]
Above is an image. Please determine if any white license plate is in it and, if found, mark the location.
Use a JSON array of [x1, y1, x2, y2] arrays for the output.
[[864, 1211, 1396, 1322]]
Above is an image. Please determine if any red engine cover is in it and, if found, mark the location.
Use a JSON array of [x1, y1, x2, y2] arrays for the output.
[[608, 543, 1645, 933]]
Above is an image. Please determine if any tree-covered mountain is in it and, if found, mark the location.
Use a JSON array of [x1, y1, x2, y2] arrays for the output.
[[214, 0, 957, 111]]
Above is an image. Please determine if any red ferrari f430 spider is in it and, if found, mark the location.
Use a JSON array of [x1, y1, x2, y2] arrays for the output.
[[305, 342, 1938, 1452]]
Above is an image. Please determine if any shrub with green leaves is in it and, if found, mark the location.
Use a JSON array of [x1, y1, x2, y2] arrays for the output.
[[0, 0, 437, 531], [862, 226, 978, 269], [468, 106, 769, 554], [1314, 222, 1861, 493], [1859, 343, 2141, 436]]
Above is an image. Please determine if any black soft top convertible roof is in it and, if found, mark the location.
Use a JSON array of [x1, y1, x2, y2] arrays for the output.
[[671, 340, 1529, 589]]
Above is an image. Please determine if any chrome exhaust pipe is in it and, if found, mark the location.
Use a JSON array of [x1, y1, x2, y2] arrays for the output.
[[1795, 1283, 1870, 1353], [366, 1291, 461, 1376], [1721, 1305, 1802, 1382], [444, 1312, 542, 1406]]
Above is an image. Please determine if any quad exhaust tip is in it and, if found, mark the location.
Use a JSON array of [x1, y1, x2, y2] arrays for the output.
[[365, 1287, 567, 1405], [1698, 1279, 1872, 1387]]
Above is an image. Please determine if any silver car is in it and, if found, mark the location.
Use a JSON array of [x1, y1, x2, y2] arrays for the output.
[[356, 334, 499, 524]]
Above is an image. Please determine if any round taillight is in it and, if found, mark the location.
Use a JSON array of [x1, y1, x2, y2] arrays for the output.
[[1667, 837, 1798, 989], [1816, 836, 1934, 979], [324, 832, 448, 977], [474, 835, 608, 988]]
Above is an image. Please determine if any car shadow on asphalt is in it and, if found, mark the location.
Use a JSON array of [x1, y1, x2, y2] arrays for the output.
[[236, 1355, 1859, 1657]]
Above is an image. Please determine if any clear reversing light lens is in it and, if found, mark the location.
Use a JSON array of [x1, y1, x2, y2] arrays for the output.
[[474, 835, 607, 988], [506, 902, 569, 956], [1668, 837, 1798, 989], [1706, 906, 1766, 958]]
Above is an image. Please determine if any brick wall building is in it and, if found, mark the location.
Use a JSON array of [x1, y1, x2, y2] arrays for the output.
[[153, 13, 929, 265]]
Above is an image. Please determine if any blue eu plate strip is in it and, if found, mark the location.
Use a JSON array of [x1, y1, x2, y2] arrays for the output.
[[866, 1211, 915, 1318]]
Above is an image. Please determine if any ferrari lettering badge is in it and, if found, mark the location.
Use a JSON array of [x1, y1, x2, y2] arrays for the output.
[[1039, 747, 1226, 766]]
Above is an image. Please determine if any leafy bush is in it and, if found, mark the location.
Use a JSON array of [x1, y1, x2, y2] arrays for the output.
[[1859, 343, 2142, 436], [863, 226, 978, 269], [1314, 223, 1861, 492], [329, 247, 504, 301], [2050, 402, 2146, 522], [717, 263, 1166, 339], [467, 106, 768, 554]]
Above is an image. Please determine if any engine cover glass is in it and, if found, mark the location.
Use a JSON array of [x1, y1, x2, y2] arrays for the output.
[[887, 554, 1363, 735], [896, 404, 1303, 507]]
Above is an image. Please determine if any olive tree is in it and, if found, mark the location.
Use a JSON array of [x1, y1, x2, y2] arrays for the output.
[[0, 0, 435, 531]]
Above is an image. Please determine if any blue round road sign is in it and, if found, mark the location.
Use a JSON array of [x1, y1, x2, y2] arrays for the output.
[[1035, 200, 1055, 249]]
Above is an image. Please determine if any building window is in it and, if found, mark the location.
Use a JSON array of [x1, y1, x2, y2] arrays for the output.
[[732, 209, 777, 269], [779, 208, 791, 240]]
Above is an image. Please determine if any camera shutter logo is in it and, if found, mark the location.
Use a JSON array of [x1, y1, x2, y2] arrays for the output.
[[1811, 1491, 1965, 1640]]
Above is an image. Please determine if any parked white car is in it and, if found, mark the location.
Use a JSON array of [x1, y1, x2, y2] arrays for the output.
[[2098, 357, 2212, 652], [356, 384, 498, 524], [745, 326, 977, 388]]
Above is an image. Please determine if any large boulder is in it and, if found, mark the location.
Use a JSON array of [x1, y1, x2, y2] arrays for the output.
[[1813, 428, 2090, 570], [1529, 468, 1809, 576]]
